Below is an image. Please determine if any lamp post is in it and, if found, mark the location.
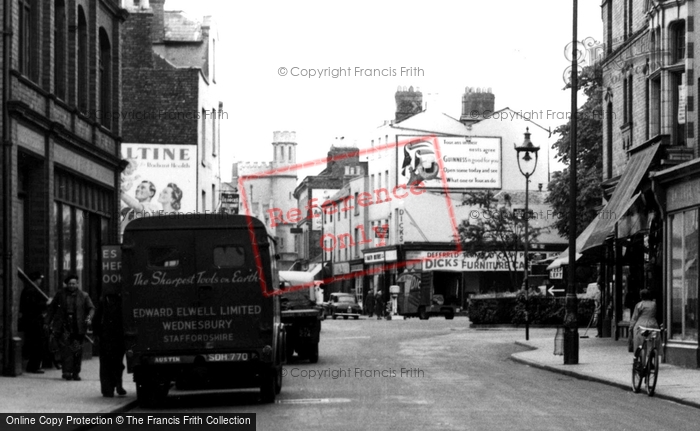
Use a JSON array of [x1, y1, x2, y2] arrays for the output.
[[515, 127, 539, 341], [565, 0, 580, 365]]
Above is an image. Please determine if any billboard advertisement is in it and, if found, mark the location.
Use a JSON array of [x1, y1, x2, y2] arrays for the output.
[[406, 251, 559, 272], [120, 144, 198, 235], [398, 136, 502, 190], [311, 188, 340, 231]]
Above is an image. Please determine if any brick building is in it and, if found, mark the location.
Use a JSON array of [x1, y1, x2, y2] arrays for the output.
[[1, 0, 127, 375], [292, 145, 366, 279], [572, 0, 699, 367], [120, 0, 223, 229]]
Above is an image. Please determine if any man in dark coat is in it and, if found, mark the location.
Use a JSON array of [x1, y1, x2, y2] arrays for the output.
[[365, 290, 375, 317], [47, 274, 95, 381], [19, 272, 48, 373], [93, 293, 126, 397], [375, 291, 384, 320]]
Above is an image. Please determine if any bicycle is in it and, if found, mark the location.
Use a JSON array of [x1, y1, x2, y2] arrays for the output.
[[631, 324, 665, 396]]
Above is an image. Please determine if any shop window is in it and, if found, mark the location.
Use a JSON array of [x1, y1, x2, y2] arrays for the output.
[[669, 210, 699, 342]]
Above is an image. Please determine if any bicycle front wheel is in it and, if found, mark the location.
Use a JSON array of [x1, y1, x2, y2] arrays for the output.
[[632, 348, 643, 393], [646, 349, 659, 396]]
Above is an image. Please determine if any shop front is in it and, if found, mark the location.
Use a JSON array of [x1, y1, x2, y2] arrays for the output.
[[404, 249, 561, 307], [362, 248, 399, 311], [652, 160, 700, 368]]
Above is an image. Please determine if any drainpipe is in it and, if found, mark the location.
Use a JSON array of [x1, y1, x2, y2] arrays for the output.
[[2, 0, 14, 375]]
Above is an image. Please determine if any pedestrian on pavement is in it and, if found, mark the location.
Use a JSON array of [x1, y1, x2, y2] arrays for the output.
[[19, 272, 49, 374], [365, 290, 375, 317], [93, 292, 126, 397], [375, 291, 384, 320], [47, 274, 95, 381], [629, 288, 659, 353], [593, 277, 603, 338]]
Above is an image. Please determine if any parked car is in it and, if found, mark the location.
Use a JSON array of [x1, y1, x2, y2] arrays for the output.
[[328, 293, 362, 320]]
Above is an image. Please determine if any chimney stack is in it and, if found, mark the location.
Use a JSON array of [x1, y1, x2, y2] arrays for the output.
[[149, 0, 165, 43], [395, 86, 422, 122], [460, 87, 495, 125]]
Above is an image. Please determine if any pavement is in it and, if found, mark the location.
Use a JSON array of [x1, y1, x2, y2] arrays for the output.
[[511, 327, 700, 409], [0, 357, 138, 414], [1, 326, 700, 413]]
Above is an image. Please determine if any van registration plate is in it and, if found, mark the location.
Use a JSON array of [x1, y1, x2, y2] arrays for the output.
[[207, 353, 249, 362]]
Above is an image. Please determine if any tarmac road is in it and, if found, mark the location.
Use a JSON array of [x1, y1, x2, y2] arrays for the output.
[[107, 318, 698, 431]]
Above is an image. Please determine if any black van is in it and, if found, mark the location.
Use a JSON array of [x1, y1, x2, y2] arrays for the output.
[[121, 214, 285, 405]]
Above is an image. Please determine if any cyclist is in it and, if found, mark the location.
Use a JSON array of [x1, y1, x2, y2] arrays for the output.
[[630, 289, 659, 353]]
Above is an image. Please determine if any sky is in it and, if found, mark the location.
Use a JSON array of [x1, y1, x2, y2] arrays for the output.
[[163, 0, 604, 182]]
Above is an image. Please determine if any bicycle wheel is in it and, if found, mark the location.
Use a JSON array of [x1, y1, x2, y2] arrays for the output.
[[646, 349, 659, 396], [631, 348, 643, 393]]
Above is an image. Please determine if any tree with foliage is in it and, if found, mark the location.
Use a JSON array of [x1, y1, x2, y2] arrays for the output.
[[458, 191, 541, 292], [546, 66, 604, 239]]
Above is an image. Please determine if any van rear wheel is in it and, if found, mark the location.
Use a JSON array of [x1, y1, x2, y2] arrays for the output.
[[419, 307, 429, 320], [308, 343, 319, 364], [260, 368, 277, 403], [275, 366, 283, 395]]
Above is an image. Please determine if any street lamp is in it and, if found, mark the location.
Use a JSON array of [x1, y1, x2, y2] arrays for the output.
[[515, 127, 539, 341]]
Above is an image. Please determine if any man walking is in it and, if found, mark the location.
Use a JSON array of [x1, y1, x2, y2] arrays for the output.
[[375, 291, 384, 320], [47, 274, 95, 381], [94, 292, 126, 397], [365, 290, 375, 317]]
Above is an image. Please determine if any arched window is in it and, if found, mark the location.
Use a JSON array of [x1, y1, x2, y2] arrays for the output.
[[78, 7, 88, 113], [99, 28, 112, 129], [54, 0, 66, 100]]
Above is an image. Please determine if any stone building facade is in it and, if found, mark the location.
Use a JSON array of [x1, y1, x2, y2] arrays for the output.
[[592, 0, 699, 367]]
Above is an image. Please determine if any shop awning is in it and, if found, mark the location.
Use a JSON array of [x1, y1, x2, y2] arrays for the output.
[[307, 263, 323, 277], [580, 143, 661, 253], [546, 217, 597, 270], [546, 192, 641, 270]]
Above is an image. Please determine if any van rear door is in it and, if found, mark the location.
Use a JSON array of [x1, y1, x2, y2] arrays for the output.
[[193, 228, 276, 351], [123, 229, 198, 353]]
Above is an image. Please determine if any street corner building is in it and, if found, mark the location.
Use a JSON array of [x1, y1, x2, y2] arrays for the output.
[[312, 86, 567, 316], [551, 0, 699, 368]]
